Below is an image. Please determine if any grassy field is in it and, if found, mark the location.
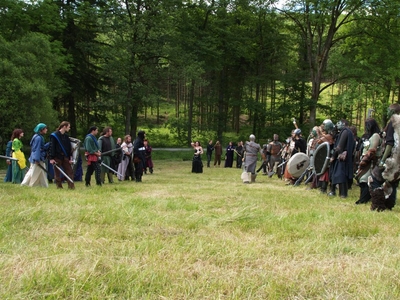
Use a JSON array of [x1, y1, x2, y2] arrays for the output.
[[1, 159, 400, 299]]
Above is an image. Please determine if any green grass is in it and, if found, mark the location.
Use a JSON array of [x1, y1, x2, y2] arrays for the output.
[[1, 160, 400, 299]]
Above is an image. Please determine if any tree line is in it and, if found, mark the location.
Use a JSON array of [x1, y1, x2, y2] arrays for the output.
[[1, 0, 399, 146]]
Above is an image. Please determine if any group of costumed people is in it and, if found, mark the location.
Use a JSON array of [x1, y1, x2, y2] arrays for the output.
[[3, 122, 154, 188], [190, 140, 245, 173], [264, 104, 400, 212]]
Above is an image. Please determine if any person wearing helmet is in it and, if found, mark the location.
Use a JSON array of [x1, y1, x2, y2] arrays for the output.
[[315, 120, 336, 193], [328, 119, 355, 198], [242, 134, 266, 183]]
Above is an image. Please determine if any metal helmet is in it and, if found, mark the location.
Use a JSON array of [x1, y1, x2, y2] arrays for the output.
[[249, 134, 255, 141], [336, 119, 348, 131], [294, 128, 301, 136], [322, 119, 334, 133]]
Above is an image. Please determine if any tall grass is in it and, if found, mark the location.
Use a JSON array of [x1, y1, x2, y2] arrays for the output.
[[1, 159, 400, 299]]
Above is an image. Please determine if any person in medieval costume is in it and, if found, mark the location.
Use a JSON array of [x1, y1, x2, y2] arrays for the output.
[[206, 140, 214, 168], [284, 128, 307, 185], [317, 119, 335, 193], [144, 138, 154, 174], [98, 127, 116, 184], [266, 134, 283, 178], [84, 126, 102, 186], [235, 141, 244, 168], [213, 141, 222, 167], [355, 118, 382, 205], [224, 141, 234, 168], [242, 134, 266, 183], [21, 123, 49, 188], [3, 136, 13, 182], [49, 121, 75, 189], [191, 141, 204, 173], [133, 130, 146, 182], [328, 119, 355, 198], [117, 135, 133, 181], [306, 126, 323, 189], [11, 129, 26, 184], [368, 103, 400, 211]]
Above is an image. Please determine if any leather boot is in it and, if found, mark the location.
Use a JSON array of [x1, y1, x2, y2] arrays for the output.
[[251, 174, 256, 183], [339, 182, 348, 198], [356, 182, 370, 204], [320, 181, 328, 193], [328, 184, 336, 196], [107, 172, 114, 183]]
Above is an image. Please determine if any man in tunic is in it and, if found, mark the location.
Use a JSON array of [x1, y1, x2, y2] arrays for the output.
[[49, 121, 75, 189], [266, 134, 283, 177], [84, 126, 102, 186], [98, 127, 116, 184], [328, 119, 355, 198], [242, 134, 266, 183]]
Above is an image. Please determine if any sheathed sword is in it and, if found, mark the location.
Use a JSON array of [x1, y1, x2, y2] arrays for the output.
[[53, 163, 74, 184], [0, 155, 18, 161], [100, 162, 124, 178]]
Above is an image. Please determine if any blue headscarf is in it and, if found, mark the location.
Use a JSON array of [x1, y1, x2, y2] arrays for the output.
[[34, 123, 47, 133]]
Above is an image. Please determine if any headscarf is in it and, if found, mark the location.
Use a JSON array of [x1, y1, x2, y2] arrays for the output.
[[34, 123, 47, 134]]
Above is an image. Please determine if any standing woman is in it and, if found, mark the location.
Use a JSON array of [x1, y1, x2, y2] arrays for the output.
[[224, 141, 234, 168], [191, 141, 203, 173], [11, 129, 27, 184], [21, 123, 49, 188], [117, 135, 133, 181], [3, 135, 13, 182]]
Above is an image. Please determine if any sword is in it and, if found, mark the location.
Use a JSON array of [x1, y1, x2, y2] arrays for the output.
[[0, 154, 18, 161], [53, 163, 74, 184], [37, 163, 49, 174], [100, 162, 124, 177], [101, 148, 122, 156]]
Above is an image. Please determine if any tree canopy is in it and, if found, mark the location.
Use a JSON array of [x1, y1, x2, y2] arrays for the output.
[[1, 0, 399, 146]]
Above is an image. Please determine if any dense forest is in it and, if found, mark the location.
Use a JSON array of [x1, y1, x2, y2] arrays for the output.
[[1, 0, 399, 147]]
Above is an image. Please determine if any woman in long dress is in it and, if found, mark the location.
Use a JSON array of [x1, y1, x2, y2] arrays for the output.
[[224, 141, 234, 168], [117, 135, 133, 181], [191, 141, 203, 173], [11, 129, 26, 184]]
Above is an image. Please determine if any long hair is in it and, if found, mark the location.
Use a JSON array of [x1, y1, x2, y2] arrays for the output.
[[124, 135, 131, 143], [58, 121, 70, 130], [364, 118, 380, 139], [11, 129, 23, 141]]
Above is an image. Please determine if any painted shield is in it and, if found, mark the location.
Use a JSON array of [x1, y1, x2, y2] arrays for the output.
[[287, 152, 310, 178], [313, 141, 330, 176]]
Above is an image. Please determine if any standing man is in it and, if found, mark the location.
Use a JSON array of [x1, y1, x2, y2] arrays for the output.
[[267, 134, 283, 177], [235, 141, 244, 168], [49, 121, 75, 189], [133, 130, 146, 182], [98, 127, 116, 184], [206, 140, 214, 167], [242, 134, 266, 183], [84, 126, 102, 186], [21, 123, 49, 187], [328, 119, 355, 198]]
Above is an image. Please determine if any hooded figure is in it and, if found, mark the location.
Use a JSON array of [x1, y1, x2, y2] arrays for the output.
[[21, 123, 49, 187]]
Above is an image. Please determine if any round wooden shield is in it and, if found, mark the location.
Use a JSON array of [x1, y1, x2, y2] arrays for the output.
[[313, 142, 330, 176], [287, 152, 310, 178]]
